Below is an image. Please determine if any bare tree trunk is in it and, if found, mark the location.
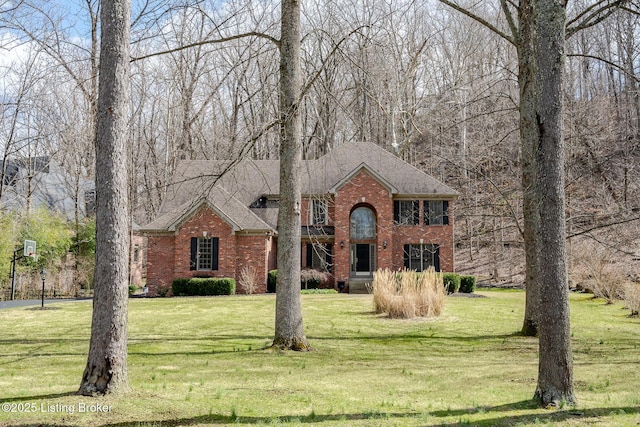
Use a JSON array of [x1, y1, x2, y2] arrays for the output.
[[272, 0, 311, 351], [533, 0, 576, 406], [78, 0, 131, 395], [518, 0, 540, 337]]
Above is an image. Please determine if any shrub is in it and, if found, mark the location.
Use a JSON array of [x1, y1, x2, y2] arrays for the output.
[[442, 273, 461, 294], [301, 269, 330, 289], [267, 270, 277, 293], [128, 284, 138, 294], [372, 268, 445, 319], [190, 278, 236, 296], [156, 282, 171, 297], [301, 288, 338, 295], [172, 278, 190, 296], [239, 265, 260, 294], [623, 283, 640, 316], [172, 278, 235, 296], [460, 275, 477, 293], [570, 243, 625, 303], [268, 269, 332, 292]]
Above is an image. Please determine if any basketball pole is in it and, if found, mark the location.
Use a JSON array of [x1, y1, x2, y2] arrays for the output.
[[10, 249, 19, 301]]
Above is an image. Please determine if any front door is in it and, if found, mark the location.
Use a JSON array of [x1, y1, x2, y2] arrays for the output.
[[351, 243, 376, 277]]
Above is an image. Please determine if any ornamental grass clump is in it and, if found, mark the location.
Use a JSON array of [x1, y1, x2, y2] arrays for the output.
[[372, 268, 445, 319]]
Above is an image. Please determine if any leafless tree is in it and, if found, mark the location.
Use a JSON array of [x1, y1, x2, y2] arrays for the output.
[[532, 0, 576, 407], [272, 0, 311, 351], [78, 0, 131, 396]]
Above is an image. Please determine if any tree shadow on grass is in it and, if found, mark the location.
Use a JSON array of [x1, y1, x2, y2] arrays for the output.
[[428, 404, 640, 426], [1, 391, 76, 403], [94, 403, 640, 427]]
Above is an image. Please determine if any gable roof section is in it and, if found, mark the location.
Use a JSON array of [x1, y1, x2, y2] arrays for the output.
[[141, 183, 275, 234], [142, 142, 458, 233], [328, 162, 398, 195], [308, 142, 458, 197]]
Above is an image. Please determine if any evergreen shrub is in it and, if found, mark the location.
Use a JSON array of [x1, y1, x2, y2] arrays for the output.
[[267, 270, 278, 293], [172, 277, 235, 296], [442, 273, 461, 294], [460, 275, 477, 293]]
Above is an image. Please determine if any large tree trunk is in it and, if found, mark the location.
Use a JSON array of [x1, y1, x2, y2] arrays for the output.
[[78, 0, 131, 395], [518, 0, 540, 337], [532, 0, 576, 407], [272, 0, 311, 351]]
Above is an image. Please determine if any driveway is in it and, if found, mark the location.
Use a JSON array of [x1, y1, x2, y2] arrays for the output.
[[0, 298, 91, 310]]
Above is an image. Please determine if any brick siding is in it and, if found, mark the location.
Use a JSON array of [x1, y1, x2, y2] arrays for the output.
[[145, 170, 455, 295]]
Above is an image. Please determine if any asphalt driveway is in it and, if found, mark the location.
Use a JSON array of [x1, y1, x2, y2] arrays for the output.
[[0, 298, 91, 309]]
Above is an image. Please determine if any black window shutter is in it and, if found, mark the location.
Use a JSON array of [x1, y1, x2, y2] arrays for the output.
[[189, 237, 198, 270], [424, 201, 430, 225], [434, 246, 441, 272], [403, 244, 410, 269], [212, 237, 219, 270], [393, 201, 400, 223], [306, 243, 313, 268], [412, 200, 419, 224], [326, 244, 333, 273], [443, 201, 449, 225]]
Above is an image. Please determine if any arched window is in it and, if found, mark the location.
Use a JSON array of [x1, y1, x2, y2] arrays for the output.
[[350, 207, 376, 240]]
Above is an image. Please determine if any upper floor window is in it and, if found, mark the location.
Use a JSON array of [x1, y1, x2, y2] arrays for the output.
[[424, 200, 449, 225], [350, 206, 376, 240], [311, 199, 328, 225], [394, 200, 419, 225]]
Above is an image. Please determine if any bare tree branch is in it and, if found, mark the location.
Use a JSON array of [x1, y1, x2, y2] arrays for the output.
[[566, 0, 628, 38], [568, 214, 640, 239], [438, 0, 516, 45], [130, 31, 279, 62], [568, 53, 640, 82], [300, 25, 370, 99]]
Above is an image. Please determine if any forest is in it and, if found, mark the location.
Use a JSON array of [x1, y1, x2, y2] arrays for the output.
[[1, 0, 639, 290]]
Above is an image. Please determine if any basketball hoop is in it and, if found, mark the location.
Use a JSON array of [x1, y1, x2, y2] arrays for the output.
[[24, 240, 37, 259]]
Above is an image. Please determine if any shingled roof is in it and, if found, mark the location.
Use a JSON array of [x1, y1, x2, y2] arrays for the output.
[[140, 142, 458, 234]]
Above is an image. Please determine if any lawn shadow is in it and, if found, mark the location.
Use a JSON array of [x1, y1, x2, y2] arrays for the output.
[[430, 399, 540, 417], [427, 404, 640, 426], [100, 411, 424, 426], [1, 391, 76, 403], [307, 331, 524, 342], [97, 404, 640, 427]]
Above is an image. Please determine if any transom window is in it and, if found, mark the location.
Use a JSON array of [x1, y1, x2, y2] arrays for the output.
[[350, 206, 376, 240], [311, 199, 328, 225]]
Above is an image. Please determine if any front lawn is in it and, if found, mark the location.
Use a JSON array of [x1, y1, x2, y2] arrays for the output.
[[1, 290, 639, 426]]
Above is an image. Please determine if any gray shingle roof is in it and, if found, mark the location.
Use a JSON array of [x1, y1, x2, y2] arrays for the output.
[[140, 142, 458, 233]]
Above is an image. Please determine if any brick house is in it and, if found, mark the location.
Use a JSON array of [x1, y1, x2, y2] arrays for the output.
[[140, 142, 458, 294]]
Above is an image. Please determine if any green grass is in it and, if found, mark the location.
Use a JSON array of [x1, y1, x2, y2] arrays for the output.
[[1, 289, 639, 426]]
